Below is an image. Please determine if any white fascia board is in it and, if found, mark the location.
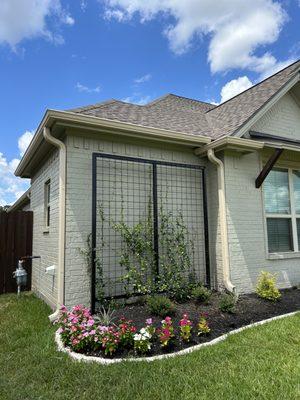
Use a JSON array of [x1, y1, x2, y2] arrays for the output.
[[16, 109, 211, 177]]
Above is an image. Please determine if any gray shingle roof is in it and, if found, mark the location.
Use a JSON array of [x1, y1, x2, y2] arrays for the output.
[[206, 60, 300, 139], [69, 94, 216, 137], [68, 60, 300, 140]]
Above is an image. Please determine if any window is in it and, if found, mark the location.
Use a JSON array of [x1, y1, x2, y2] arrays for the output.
[[264, 168, 300, 253], [44, 180, 51, 228]]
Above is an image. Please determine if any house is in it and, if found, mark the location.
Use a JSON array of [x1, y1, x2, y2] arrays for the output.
[[13, 60, 300, 319], [7, 188, 31, 212]]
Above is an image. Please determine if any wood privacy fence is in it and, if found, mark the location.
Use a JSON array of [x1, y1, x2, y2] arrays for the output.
[[0, 211, 33, 294]]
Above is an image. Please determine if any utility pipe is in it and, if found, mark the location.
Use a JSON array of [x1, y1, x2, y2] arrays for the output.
[[207, 149, 235, 293], [43, 127, 66, 321]]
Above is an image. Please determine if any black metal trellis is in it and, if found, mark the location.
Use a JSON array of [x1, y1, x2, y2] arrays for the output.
[[91, 152, 210, 312]]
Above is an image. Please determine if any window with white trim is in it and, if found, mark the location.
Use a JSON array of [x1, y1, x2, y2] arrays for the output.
[[264, 168, 300, 253], [44, 180, 51, 228]]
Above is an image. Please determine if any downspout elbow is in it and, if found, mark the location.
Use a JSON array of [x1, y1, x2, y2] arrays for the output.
[[207, 149, 235, 294], [43, 127, 66, 322]]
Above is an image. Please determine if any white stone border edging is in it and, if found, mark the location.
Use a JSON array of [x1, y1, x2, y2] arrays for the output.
[[55, 310, 299, 365]]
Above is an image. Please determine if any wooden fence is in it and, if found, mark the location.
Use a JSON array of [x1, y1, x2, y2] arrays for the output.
[[0, 211, 33, 294]]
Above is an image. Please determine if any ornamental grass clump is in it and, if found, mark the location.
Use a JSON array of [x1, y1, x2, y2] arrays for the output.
[[256, 271, 281, 302], [179, 314, 193, 342], [157, 316, 175, 347], [197, 313, 211, 336]]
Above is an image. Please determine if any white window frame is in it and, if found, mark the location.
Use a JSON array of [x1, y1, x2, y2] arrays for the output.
[[44, 180, 51, 229], [264, 167, 300, 253]]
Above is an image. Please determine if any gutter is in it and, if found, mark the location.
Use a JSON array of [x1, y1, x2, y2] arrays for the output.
[[43, 127, 66, 322], [16, 109, 211, 177], [207, 149, 235, 293], [195, 136, 264, 156]]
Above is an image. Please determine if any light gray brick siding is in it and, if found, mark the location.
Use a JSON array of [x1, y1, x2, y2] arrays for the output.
[[30, 149, 60, 308], [224, 92, 300, 293], [64, 131, 212, 307]]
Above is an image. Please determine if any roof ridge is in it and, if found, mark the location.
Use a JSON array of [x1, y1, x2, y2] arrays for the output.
[[68, 99, 118, 113], [207, 59, 300, 113], [146, 93, 216, 107]]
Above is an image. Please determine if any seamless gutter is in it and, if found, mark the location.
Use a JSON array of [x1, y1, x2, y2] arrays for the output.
[[15, 109, 212, 176]]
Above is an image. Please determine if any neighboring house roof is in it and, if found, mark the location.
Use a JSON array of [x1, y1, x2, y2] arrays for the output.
[[68, 60, 300, 140], [7, 188, 31, 213], [69, 95, 216, 138]]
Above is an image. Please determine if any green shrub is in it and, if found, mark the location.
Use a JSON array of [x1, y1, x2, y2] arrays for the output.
[[192, 285, 212, 304], [146, 295, 175, 317], [167, 281, 195, 303], [219, 292, 238, 313], [256, 271, 281, 301]]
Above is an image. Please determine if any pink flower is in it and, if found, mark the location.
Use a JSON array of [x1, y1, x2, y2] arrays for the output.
[[72, 338, 79, 345], [87, 318, 95, 326], [90, 330, 96, 335], [146, 318, 152, 325]]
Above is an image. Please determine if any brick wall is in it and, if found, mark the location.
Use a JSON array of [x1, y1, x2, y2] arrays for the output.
[[223, 92, 300, 293], [64, 131, 213, 307], [30, 149, 59, 308]]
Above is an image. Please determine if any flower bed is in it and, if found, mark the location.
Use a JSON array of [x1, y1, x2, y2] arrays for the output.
[[56, 288, 300, 360]]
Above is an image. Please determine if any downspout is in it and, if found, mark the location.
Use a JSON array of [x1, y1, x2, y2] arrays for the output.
[[43, 127, 66, 321], [207, 149, 235, 293]]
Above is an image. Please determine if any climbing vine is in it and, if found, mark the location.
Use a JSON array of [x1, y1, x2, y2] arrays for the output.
[[113, 198, 155, 296]]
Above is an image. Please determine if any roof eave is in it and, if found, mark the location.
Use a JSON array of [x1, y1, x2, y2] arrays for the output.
[[7, 188, 31, 213], [15, 110, 212, 177], [194, 136, 265, 156]]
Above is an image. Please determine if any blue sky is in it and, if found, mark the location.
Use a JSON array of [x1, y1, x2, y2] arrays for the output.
[[1, 0, 300, 205]]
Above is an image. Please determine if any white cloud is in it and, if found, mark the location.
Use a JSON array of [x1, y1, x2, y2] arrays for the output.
[[0, 129, 34, 205], [103, 0, 289, 75], [122, 94, 152, 105], [0, 0, 74, 49], [134, 74, 152, 84], [220, 76, 253, 103], [0, 153, 29, 206], [80, 0, 88, 12], [18, 130, 34, 156], [75, 82, 101, 93]]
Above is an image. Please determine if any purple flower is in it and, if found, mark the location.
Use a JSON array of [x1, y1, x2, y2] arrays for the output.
[[146, 318, 153, 325]]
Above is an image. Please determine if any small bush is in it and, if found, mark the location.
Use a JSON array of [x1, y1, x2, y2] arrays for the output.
[[146, 295, 175, 317], [256, 271, 281, 301], [219, 292, 238, 313], [192, 285, 212, 304], [168, 284, 194, 303]]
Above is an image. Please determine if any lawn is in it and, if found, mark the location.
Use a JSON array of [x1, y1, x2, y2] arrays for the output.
[[0, 293, 299, 400]]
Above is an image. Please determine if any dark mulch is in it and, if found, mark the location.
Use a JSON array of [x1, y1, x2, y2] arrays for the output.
[[88, 288, 300, 359]]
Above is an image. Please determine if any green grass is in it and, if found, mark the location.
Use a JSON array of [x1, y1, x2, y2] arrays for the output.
[[0, 293, 300, 400]]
